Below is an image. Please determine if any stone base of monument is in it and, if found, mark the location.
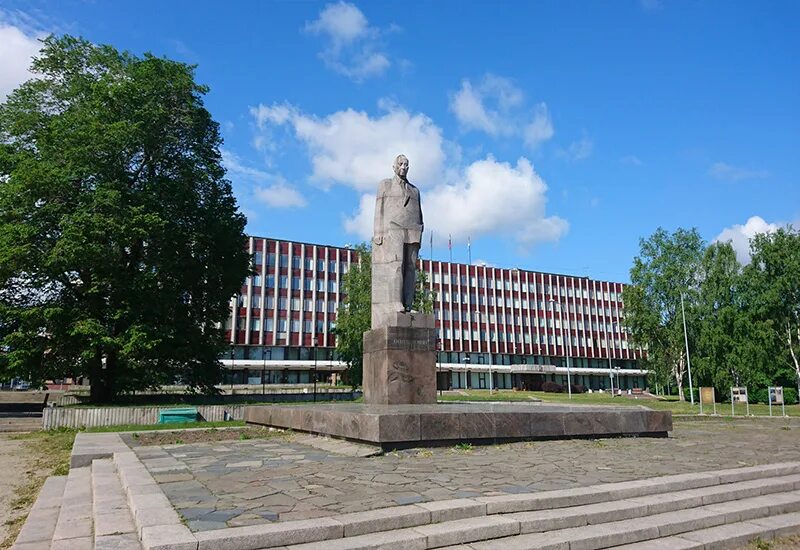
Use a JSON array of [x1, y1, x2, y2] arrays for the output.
[[362, 312, 437, 405], [245, 403, 672, 451]]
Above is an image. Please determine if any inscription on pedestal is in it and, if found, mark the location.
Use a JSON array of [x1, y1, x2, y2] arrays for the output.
[[363, 318, 437, 405]]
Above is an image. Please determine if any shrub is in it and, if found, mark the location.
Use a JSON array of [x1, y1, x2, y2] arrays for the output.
[[542, 381, 565, 393], [571, 384, 587, 394]]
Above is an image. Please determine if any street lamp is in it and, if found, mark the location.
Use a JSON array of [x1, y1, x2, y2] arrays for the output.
[[680, 292, 695, 405], [549, 299, 571, 399]]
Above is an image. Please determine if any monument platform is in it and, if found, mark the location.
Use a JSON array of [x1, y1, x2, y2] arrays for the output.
[[245, 402, 672, 450]]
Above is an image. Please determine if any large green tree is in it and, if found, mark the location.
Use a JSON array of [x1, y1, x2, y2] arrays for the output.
[[335, 243, 434, 387], [0, 36, 250, 402], [745, 227, 800, 395], [623, 228, 704, 400]]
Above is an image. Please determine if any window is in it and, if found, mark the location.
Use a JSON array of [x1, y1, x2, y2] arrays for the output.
[[267, 253, 276, 267], [328, 300, 336, 313], [328, 280, 337, 292], [291, 298, 300, 311], [316, 319, 324, 332], [237, 294, 246, 308], [253, 251, 263, 265], [316, 279, 325, 291], [267, 275, 275, 288], [251, 295, 261, 309], [317, 259, 325, 272], [316, 299, 324, 312], [303, 299, 312, 311], [329, 260, 337, 272], [513, 281, 519, 291], [289, 319, 299, 332], [303, 320, 312, 332], [278, 297, 287, 310], [252, 275, 261, 286], [340, 262, 349, 274], [266, 318, 274, 332], [304, 279, 312, 291], [292, 256, 300, 269], [434, 273, 441, 284], [266, 296, 274, 309], [251, 319, 261, 331], [305, 257, 313, 270], [279, 276, 288, 288], [277, 319, 287, 332], [292, 276, 300, 288], [279, 254, 288, 267]]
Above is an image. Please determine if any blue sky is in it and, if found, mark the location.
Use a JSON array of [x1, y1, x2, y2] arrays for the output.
[[2, 0, 798, 282]]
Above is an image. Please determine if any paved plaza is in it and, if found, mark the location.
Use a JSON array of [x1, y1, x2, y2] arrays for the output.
[[131, 418, 800, 532]]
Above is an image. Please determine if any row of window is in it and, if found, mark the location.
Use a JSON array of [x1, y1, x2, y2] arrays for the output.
[[253, 252, 350, 274], [234, 317, 336, 333], [436, 327, 630, 349], [245, 275, 339, 293], [430, 273, 620, 301], [237, 295, 341, 313], [434, 295, 621, 316], [434, 309, 625, 333]]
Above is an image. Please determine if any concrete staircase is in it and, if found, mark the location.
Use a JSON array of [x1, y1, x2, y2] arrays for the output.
[[12, 458, 140, 550], [13, 454, 800, 550]]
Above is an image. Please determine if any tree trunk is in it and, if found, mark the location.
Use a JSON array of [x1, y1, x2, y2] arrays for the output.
[[88, 348, 107, 404], [674, 352, 686, 402]]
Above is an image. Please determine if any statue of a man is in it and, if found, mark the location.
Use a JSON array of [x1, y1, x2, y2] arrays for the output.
[[371, 154, 424, 329]]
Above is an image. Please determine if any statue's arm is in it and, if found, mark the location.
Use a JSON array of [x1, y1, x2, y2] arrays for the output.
[[372, 183, 385, 245]]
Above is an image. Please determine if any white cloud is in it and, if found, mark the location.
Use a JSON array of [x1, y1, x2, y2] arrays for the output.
[[558, 135, 593, 161], [620, 155, 643, 166], [222, 149, 307, 210], [250, 104, 566, 249], [0, 19, 43, 100], [708, 162, 769, 182], [450, 75, 553, 149], [344, 156, 568, 247], [250, 102, 446, 191], [304, 2, 391, 81], [254, 179, 307, 208], [523, 103, 554, 149], [713, 216, 780, 264]]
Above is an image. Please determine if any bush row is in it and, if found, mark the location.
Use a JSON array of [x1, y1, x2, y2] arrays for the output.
[[541, 381, 588, 394]]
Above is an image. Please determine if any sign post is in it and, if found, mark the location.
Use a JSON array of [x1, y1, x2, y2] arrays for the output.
[[700, 387, 716, 415], [731, 387, 749, 417], [769, 386, 785, 417]]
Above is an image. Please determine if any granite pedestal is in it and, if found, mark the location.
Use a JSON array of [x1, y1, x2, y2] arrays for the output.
[[245, 403, 673, 450], [362, 312, 437, 405]]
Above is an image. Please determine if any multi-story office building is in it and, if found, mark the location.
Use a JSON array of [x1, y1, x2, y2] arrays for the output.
[[223, 236, 648, 391]]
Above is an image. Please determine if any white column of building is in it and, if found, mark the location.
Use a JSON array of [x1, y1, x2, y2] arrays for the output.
[[244, 237, 254, 346], [446, 263, 454, 352], [523, 271, 533, 357], [532, 273, 540, 356], [334, 248, 341, 347], [499, 268, 508, 354], [464, 264, 473, 353], [286, 242, 294, 347], [298, 244, 306, 346], [576, 277, 586, 359], [322, 246, 329, 347], [482, 265, 490, 358], [509, 270, 518, 352], [436, 261, 445, 352], [271, 240, 280, 346], [229, 296, 237, 344], [258, 239, 267, 346], [311, 245, 318, 348]]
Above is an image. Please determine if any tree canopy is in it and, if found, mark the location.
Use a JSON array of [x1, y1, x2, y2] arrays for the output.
[[624, 225, 800, 401], [0, 35, 250, 402]]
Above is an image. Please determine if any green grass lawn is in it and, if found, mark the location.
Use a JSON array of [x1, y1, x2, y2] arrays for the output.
[[438, 389, 800, 417]]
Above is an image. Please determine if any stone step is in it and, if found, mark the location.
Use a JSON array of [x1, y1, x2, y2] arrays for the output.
[[190, 464, 800, 550], [51, 465, 93, 547], [467, 491, 800, 550], [92, 458, 141, 549], [280, 486, 800, 550], [11, 475, 66, 550], [614, 511, 800, 549]]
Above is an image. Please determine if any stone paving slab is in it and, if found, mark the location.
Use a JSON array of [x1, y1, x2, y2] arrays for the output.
[[133, 420, 800, 532]]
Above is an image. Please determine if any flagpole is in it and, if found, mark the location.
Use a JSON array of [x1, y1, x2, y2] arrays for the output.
[[449, 234, 452, 263], [468, 237, 471, 265]]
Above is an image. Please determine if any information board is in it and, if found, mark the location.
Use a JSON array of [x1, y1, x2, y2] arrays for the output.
[[731, 387, 748, 404], [769, 386, 784, 405]]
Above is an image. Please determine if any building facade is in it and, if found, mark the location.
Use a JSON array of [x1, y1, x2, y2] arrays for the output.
[[223, 236, 648, 391]]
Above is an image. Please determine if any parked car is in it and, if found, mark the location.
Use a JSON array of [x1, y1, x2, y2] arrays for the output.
[[12, 381, 31, 391]]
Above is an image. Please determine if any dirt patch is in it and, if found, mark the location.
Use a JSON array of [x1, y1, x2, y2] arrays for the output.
[[126, 426, 286, 447], [0, 431, 73, 549], [740, 535, 800, 549]]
